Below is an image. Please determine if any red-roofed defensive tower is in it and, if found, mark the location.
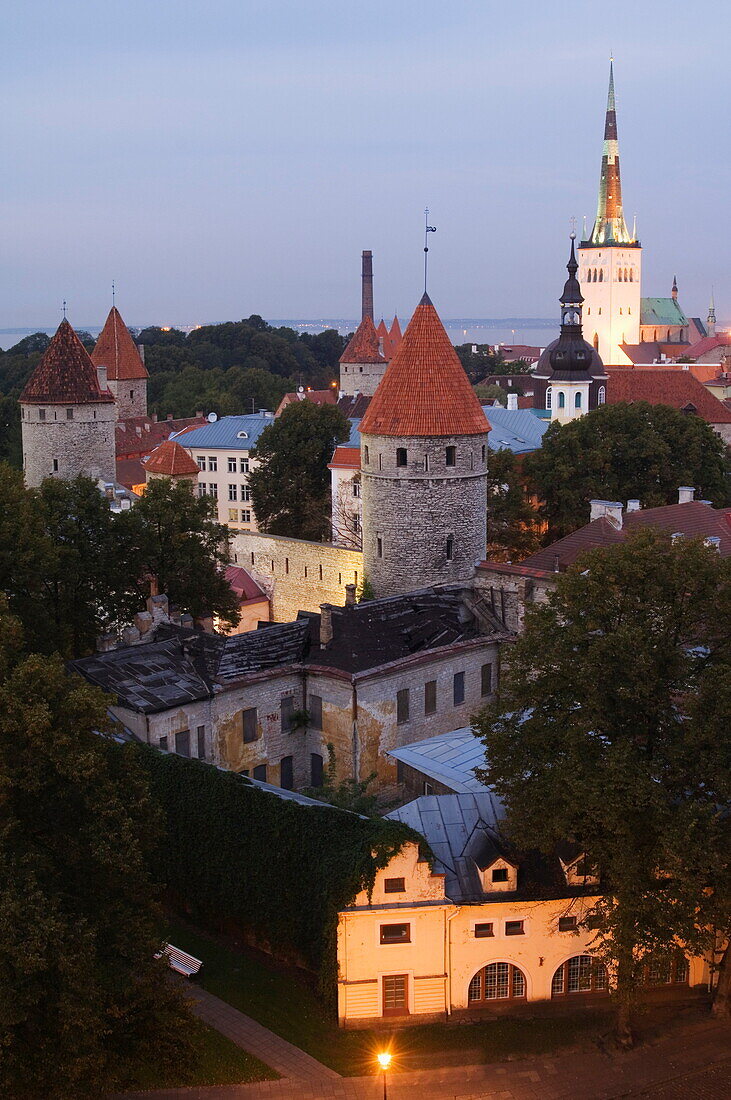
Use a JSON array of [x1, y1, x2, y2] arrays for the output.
[[91, 306, 149, 418], [20, 318, 117, 487], [359, 293, 490, 597]]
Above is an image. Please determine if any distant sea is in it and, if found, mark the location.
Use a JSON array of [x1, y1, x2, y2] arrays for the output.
[[0, 318, 556, 352]]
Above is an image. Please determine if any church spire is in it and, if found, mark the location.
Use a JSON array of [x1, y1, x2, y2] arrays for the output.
[[707, 290, 717, 338], [586, 60, 635, 246]]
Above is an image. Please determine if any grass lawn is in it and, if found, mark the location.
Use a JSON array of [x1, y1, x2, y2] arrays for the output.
[[165, 917, 614, 1077], [122, 1016, 278, 1090]]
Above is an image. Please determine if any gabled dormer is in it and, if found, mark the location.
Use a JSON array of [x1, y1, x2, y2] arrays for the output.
[[557, 844, 600, 887], [472, 833, 519, 894]]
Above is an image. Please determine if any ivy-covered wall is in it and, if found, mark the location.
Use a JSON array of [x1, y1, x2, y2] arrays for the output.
[[132, 745, 421, 1003]]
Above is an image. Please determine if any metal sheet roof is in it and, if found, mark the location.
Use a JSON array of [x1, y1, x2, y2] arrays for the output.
[[172, 413, 275, 451], [483, 406, 550, 455], [640, 297, 689, 327], [387, 728, 489, 793]]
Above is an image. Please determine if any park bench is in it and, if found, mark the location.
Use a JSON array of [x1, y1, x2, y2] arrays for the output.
[[155, 943, 203, 978]]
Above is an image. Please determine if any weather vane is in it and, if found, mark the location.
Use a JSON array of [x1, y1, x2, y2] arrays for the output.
[[424, 207, 437, 292], [62, 299, 67, 320], [569, 215, 577, 239], [112, 280, 115, 306]]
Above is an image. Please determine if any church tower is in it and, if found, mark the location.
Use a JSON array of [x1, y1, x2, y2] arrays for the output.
[[91, 306, 149, 419], [359, 293, 490, 597], [20, 318, 117, 488], [707, 291, 717, 338], [578, 61, 641, 365]]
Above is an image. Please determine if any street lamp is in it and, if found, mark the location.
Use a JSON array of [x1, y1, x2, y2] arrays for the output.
[[377, 1051, 391, 1099]]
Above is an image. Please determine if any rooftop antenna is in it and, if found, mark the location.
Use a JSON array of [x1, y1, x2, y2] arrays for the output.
[[62, 299, 67, 320], [582, 214, 588, 239], [423, 207, 437, 293]]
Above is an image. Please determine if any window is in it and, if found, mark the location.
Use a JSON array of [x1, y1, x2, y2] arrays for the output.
[[319, 564, 323, 580], [52, 459, 59, 472], [445, 446, 456, 467], [551, 955, 608, 996], [384, 878, 406, 894], [558, 391, 566, 409], [159, 735, 168, 751], [281, 696, 295, 733], [352, 481, 360, 497], [280, 755, 294, 790], [253, 764, 267, 782], [209, 484, 218, 498], [228, 508, 239, 522], [505, 920, 524, 936], [380, 923, 410, 944], [424, 680, 437, 715], [228, 457, 237, 473], [643, 954, 689, 986], [546, 387, 552, 410], [310, 753, 324, 787], [396, 688, 410, 724], [66, 408, 73, 420], [241, 509, 251, 523], [445, 536, 453, 561], [308, 694, 323, 730], [243, 708, 258, 743], [396, 447, 407, 467], [377, 537, 383, 558], [382, 974, 408, 1016], [574, 391, 582, 409], [491, 867, 509, 883], [481, 663, 493, 696], [481, 444, 486, 462], [468, 963, 526, 1003], [558, 916, 578, 932], [422, 781, 433, 795], [228, 484, 238, 500], [453, 671, 465, 706], [175, 729, 190, 757], [598, 385, 606, 405], [198, 483, 207, 497], [39, 409, 46, 421], [363, 445, 369, 464], [241, 486, 251, 502], [197, 725, 206, 759], [378, 453, 382, 470], [474, 923, 494, 938], [239, 458, 249, 473], [208, 457, 217, 471]]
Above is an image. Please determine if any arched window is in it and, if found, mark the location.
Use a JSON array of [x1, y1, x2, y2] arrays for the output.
[[468, 962, 526, 1004], [545, 387, 552, 410], [574, 391, 582, 409], [625, 267, 629, 281], [629, 269, 633, 281], [552, 956, 608, 996], [598, 269, 603, 282], [598, 385, 606, 405], [617, 269, 622, 282], [558, 391, 566, 409], [593, 334, 599, 351], [667, 329, 671, 342]]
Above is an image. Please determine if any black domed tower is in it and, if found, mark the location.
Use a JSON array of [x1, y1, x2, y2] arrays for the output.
[[533, 235, 608, 422]]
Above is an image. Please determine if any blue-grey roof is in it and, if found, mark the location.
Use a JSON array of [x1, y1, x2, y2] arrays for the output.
[[483, 406, 549, 454], [387, 728, 488, 793], [345, 418, 361, 445], [386, 792, 505, 901], [172, 413, 276, 451]]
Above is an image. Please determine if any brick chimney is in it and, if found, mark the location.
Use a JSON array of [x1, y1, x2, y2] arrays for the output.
[[589, 500, 623, 528], [319, 603, 333, 647], [96, 362, 108, 391], [361, 250, 374, 322], [344, 583, 356, 607]]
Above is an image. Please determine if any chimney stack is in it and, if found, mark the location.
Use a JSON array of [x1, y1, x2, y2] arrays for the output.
[[344, 583, 357, 607], [506, 392, 519, 411], [361, 250, 374, 322], [626, 499, 641, 512], [319, 603, 333, 647], [96, 362, 108, 392], [678, 486, 695, 504], [589, 499, 623, 528]]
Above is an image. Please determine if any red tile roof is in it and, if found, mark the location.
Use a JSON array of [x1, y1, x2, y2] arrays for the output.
[[20, 319, 115, 405], [358, 294, 491, 438], [91, 307, 148, 381], [328, 446, 360, 469], [683, 334, 731, 359], [115, 414, 208, 460], [225, 565, 267, 604], [115, 457, 147, 490], [275, 388, 337, 415], [339, 315, 386, 365], [606, 367, 731, 423], [142, 439, 200, 476]]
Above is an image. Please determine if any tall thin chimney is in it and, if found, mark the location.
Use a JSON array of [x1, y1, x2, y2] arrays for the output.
[[361, 250, 374, 322]]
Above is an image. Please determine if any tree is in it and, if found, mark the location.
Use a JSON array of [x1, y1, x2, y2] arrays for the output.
[[0, 602, 193, 1098], [524, 402, 731, 539], [249, 401, 350, 541], [131, 478, 240, 629], [486, 448, 543, 560], [304, 743, 380, 815], [474, 529, 731, 1043]]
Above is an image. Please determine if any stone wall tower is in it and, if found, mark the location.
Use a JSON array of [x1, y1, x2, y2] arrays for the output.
[[91, 305, 149, 419], [20, 319, 117, 487], [577, 61, 642, 365], [358, 293, 490, 597]]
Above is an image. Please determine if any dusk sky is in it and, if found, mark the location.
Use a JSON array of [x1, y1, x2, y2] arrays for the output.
[[2, 0, 728, 329]]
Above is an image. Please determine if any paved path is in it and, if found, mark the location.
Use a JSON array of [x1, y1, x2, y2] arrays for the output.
[[121, 1016, 731, 1099]]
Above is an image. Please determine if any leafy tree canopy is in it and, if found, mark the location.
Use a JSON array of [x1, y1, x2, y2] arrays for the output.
[[486, 447, 543, 561], [249, 401, 350, 540], [525, 401, 731, 539], [0, 602, 193, 1098], [474, 529, 731, 1039]]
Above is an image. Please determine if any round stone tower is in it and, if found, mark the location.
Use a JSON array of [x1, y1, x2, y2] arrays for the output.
[[358, 293, 490, 597], [20, 318, 117, 488]]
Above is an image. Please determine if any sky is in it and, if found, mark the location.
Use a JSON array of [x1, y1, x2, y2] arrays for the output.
[[1, 0, 729, 329]]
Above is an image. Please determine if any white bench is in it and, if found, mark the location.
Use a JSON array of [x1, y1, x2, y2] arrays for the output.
[[155, 943, 203, 978]]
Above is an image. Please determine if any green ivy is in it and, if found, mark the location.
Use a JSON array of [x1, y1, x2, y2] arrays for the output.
[[131, 746, 423, 1006]]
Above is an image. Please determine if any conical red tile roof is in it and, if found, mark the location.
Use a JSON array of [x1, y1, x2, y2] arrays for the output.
[[92, 306, 148, 381], [20, 319, 115, 405], [339, 314, 386, 365], [142, 439, 200, 476], [358, 294, 490, 437], [389, 315, 402, 340], [377, 319, 388, 339]]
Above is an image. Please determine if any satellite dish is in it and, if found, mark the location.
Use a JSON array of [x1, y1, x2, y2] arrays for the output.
[[207, 412, 218, 423]]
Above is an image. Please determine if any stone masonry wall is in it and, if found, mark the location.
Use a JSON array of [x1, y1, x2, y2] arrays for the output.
[[361, 432, 488, 598], [232, 530, 363, 622], [21, 401, 117, 487], [108, 378, 147, 419], [339, 359, 388, 397]]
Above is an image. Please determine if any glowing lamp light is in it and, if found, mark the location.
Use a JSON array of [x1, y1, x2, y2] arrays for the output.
[[377, 1052, 391, 1069]]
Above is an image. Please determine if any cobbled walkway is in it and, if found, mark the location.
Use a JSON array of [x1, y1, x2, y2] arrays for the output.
[[120, 1005, 731, 1100]]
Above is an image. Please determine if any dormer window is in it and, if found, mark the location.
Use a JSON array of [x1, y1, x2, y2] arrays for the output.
[[476, 856, 518, 893], [491, 868, 508, 883], [560, 852, 599, 887]]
